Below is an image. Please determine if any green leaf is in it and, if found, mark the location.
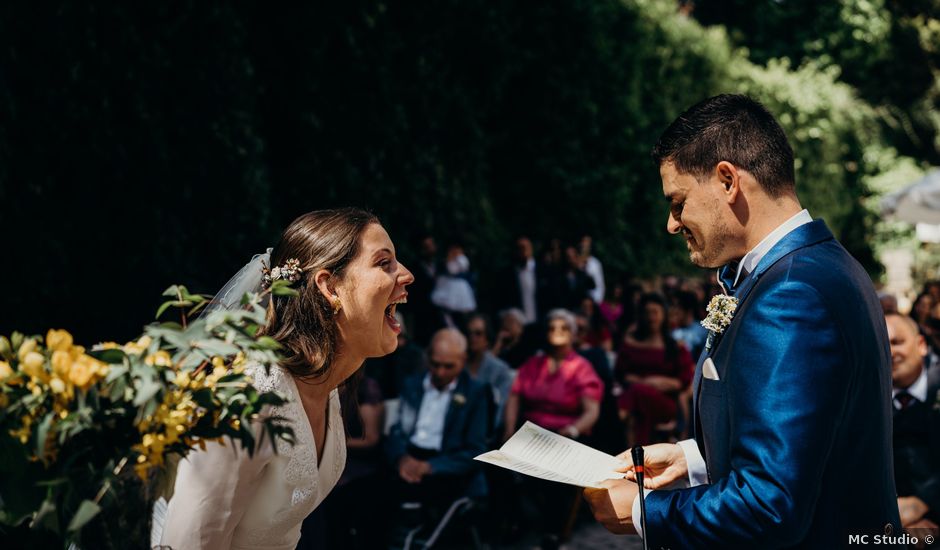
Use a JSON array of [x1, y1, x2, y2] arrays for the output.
[[66, 499, 101, 533], [269, 279, 299, 296], [35, 411, 54, 458], [31, 496, 58, 533], [255, 336, 283, 351], [133, 377, 162, 406], [162, 285, 187, 298], [88, 348, 127, 364], [0, 335, 11, 359]]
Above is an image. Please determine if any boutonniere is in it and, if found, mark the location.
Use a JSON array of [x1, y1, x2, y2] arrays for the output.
[[452, 393, 466, 406], [702, 294, 738, 352]]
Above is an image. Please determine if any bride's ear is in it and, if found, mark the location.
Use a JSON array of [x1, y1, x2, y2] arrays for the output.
[[313, 269, 336, 302]]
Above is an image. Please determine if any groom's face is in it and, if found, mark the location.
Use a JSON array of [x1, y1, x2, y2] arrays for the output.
[[661, 162, 734, 268]]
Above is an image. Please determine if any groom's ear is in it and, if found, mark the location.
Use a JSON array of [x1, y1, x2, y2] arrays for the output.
[[715, 161, 741, 204]]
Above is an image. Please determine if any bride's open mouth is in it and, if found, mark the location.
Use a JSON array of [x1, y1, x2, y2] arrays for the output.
[[385, 293, 407, 334]]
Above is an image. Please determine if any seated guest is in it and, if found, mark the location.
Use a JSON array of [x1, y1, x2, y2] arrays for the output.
[[385, 328, 489, 521], [493, 308, 540, 369], [579, 297, 613, 352], [670, 290, 708, 359], [615, 293, 694, 445], [885, 313, 940, 537], [502, 309, 604, 549], [464, 313, 515, 433]]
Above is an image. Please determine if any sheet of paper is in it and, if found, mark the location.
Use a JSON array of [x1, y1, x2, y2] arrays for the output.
[[475, 421, 626, 488]]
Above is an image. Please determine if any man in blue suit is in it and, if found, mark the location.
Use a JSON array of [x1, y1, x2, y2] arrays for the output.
[[584, 94, 902, 548], [385, 328, 490, 509]]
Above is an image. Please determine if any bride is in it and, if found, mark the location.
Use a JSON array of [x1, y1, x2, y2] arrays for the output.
[[155, 208, 413, 549]]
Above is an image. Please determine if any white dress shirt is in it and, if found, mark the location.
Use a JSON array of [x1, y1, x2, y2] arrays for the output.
[[409, 375, 458, 451], [893, 368, 928, 409], [585, 255, 606, 303], [633, 209, 813, 537], [517, 258, 538, 323]]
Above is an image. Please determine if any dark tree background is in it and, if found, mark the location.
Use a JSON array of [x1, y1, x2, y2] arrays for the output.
[[0, 1, 913, 342]]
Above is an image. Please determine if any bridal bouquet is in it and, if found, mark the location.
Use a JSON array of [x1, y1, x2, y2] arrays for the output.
[[0, 284, 297, 548]]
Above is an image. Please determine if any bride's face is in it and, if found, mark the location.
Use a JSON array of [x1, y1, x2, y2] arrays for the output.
[[333, 224, 413, 358]]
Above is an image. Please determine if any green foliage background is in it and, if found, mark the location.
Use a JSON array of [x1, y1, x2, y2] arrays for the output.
[[0, 0, 927, 341]]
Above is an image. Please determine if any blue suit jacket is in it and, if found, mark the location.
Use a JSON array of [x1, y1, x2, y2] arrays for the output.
[[644, 220, 902, 549], [385, 370, 489, 495]]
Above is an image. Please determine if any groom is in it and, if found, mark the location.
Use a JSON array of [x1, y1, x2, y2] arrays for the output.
[[584, 95, 902, 548]]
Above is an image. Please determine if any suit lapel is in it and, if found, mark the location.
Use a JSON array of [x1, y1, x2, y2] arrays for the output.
[[692, 219, 834, 461], [441, 371, 468, 446]]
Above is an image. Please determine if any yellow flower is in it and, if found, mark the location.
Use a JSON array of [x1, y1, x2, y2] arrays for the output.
[[96, 342, 121, 350], [46, 329, 73, 352], [0, 360, 14, 380], [49, 377, 67, 394], [174, 371, 191, 388], [21, 351, 47, 381], [123, 335, 152, 356], [145, 351, 173, 367], [68, 345, 86, 360], [17, 339, 38, 361], [68, 359, 94, 390], [51, 350, 72, 378]]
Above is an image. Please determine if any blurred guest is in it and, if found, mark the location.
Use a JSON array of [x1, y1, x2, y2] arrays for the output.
[[464, 313, 515, 433], [503, 309, 603, 549], [599, 282, 625, 333], [879, 291, 899, 314], [615, 293, 694, 445], [503, 309, 603, 441], [671, 290, 708, 359], [885, 313, 940, 538], [545, 245, 595, 312], [385, 329, 489, 525], [579, 234, 606, 304], [431, 242, 477, 326], [363, 311, 426, 399], [300, 374, 386, 549], [913, 292, 935, 327], [579, 297, 613, 352], [575, 313, 624, 454], [410, 235, 446, 346], [493, 236, 546, 323], [492, 308, 540, 369]]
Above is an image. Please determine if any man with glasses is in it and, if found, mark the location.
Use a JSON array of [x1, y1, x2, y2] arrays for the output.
[[385, 328, 490, 526], [465, 313, 515, 432]]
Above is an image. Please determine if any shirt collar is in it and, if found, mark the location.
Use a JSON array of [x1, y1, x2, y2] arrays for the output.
[[731, 209, 813, 288], [893, 366, 928, 403], [422, 373, 459, 394]]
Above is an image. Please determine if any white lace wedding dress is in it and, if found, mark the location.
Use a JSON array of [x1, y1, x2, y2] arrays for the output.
[[151, 364, 346, 549]]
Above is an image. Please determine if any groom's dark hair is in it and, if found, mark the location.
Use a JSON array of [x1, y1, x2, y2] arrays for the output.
[[652, 94, 795, 197]]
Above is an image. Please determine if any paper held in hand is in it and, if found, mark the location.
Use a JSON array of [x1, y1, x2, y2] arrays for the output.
[[475, 421, 627, 488]]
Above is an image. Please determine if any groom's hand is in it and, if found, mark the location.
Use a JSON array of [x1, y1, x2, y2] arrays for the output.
[[615, 443, 688, 489], [583, 479, 639, 535]]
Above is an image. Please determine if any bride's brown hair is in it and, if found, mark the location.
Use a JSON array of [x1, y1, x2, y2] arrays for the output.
[[261, 207, 379, 380]]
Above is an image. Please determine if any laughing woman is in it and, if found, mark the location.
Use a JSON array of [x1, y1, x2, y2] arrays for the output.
[[156, 208, 413, 549]]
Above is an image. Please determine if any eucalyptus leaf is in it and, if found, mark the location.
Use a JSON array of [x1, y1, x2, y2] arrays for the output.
[[66, 499, 102, 533], [132, 377, 162, 406], [34, 412, 55, 457], [88, 348, 127, 364]]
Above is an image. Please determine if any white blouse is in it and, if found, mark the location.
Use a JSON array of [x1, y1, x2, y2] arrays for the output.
[[155, 364, 346, 549]]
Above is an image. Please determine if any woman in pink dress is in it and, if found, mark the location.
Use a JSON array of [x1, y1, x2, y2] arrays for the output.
[[502, 309, 604, 549], [615, 293, 693, 446]]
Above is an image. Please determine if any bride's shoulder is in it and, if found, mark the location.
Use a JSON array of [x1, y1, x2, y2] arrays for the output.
[[244, 362, 293, 393]]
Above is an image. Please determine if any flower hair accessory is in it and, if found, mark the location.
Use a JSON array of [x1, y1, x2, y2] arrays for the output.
[[702, 294, 738, 352], [262, 258, 304, 289]]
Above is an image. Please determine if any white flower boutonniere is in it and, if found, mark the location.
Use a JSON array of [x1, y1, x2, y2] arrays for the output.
[[452, 393, 467, 406], [702, 294, 738, 352]]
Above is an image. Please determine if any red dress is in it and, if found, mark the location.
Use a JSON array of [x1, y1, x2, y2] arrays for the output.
[[615, 341, 693, 444], [511, 350, 604, 433]]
